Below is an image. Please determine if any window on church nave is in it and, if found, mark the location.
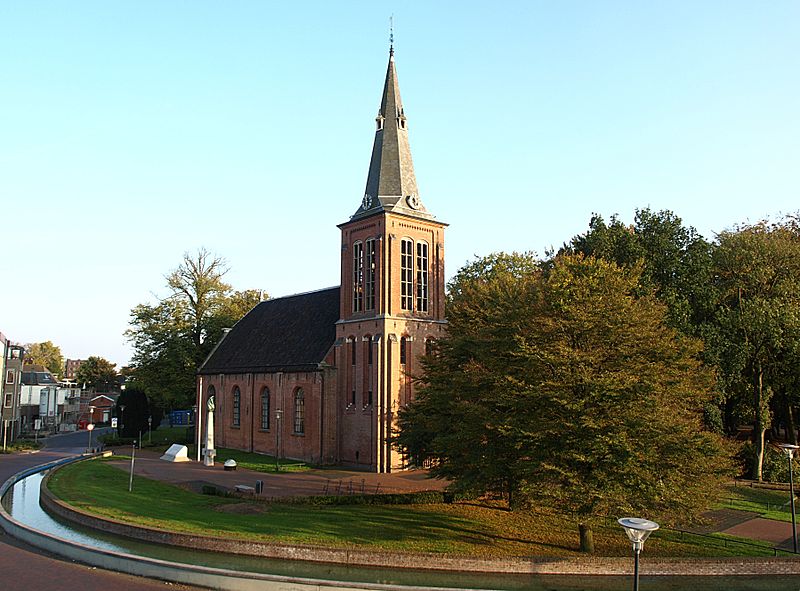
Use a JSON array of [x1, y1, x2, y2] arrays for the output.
[[400, 336, 407, 365], [401, 239, 413, 310], [352, 241, 364, 312], [365, 238, 376, 310], [416, 241, 429, 313], [261, 387, 270, 430], [294, 388, 305, 434], [232, 386, 241, 427]]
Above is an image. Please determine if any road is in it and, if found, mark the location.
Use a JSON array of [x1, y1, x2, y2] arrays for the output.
[[0, 430, 199, 591]]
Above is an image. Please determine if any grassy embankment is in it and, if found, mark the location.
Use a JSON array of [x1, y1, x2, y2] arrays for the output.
[[719, 484, 794, 522], [46, 458, 783, 558]]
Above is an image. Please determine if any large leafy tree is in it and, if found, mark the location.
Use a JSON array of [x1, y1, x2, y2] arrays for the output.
[[24, 341, 64, 377], [709, 218, 800, 480], [126, 248, 264, 410], [75, 356, 118, 388], [397, 253, 732, 552], [115, 383, 153, 439], [565, 208, 716, 335]]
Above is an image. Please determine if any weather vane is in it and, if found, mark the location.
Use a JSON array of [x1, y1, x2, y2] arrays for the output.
[[389, 15, 394, 54]]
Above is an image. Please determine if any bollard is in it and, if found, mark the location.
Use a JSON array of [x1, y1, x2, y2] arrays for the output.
[[255, 480, 263, 494]]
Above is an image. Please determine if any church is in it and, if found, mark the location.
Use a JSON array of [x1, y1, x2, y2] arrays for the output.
[[197, 48, 447, 472]]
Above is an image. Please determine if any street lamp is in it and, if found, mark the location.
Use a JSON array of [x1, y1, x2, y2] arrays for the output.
[[148, 416, 152, 444], [779, 443, 799, 553], [618, 517, 659, 591], [87, 405, 96, 453], [275, 409, 283, 472]]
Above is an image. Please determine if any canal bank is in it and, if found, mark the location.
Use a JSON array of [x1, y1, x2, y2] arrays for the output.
[[3, 455, 800, 590]]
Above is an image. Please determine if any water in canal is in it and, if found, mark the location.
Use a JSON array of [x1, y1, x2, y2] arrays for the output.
[[2, 470, 798, 591]]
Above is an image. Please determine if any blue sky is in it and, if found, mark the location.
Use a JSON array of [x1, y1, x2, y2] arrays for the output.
[[1, 1, 798, 367]]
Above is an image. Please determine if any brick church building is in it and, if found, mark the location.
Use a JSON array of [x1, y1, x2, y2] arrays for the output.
[[197, 48, 447, 472]]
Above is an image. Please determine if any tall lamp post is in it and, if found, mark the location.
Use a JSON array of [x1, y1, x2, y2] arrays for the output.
[[86, 405, 96, 453], [275, 409, 282, 472], [618, 517, 659, 591], [779, 443, 799, 553]]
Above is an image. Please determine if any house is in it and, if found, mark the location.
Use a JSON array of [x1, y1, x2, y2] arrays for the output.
[[198, 48, 447, 472], [1, 336, 24, 444]]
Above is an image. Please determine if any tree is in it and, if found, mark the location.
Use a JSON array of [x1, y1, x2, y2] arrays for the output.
[[709, 218, 800, 480], [396, 253, 733, 552], [565, 208, 716, 335], [126, 248, 265, 410], [24, 341, 64, 377], [75, 356, 118, 388], [115, 383, 151, 439]]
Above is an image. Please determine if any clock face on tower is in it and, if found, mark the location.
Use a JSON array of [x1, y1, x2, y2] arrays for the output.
[[362, 194, 373, 210], [406, 194, 421, 210]]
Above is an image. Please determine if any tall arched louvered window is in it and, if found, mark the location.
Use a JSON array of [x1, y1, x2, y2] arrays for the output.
[[416, 241, 429, 312], [294, 388, 305, 434], [401, 239, 413, 310], [232, 386, 241, 427], [353, 241, 364, 312], [365, 238, 377, 310], [261, 387, 270, 430]]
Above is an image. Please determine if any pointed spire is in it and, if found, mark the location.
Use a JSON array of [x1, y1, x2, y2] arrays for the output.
[[352, 48, 434, 221]]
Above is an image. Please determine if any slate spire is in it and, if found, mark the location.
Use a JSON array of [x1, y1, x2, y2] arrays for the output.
[[352, 49, 434, 221]]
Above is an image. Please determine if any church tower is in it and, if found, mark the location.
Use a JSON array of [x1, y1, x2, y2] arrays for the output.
[[336, 48, 447, 472]]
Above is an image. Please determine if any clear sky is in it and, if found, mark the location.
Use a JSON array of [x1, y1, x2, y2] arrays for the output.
[[1, 1, 798, 368]]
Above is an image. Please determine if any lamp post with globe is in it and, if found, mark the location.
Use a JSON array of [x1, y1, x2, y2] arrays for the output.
[[779, 443, 799, 553], [618, 517, 659, 591]]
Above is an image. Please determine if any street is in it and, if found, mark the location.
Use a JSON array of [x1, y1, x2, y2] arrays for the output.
[[0, 431, 199, 591]]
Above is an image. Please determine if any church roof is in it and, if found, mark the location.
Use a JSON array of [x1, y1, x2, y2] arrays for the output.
[[349, 49, 436, 223], [198, 287, 340, 375]]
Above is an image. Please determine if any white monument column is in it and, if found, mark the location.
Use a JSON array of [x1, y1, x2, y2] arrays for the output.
[[203, 396, 216, 467]]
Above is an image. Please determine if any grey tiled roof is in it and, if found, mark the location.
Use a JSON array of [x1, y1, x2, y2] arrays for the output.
[[198, 287, 339, 375]]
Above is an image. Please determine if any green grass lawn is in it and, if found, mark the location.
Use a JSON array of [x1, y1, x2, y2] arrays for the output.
[[718, 484, 794, 522], [0, 439, 42, 454], [46, 458, 781, 558]]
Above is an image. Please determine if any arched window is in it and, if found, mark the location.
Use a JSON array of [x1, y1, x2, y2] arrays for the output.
[[294, 388, 305, 434], [400, 336, 408, 365], [261, 387, 270, 430], [401, 239, 413, 310], [416, 241, 429, 312], [425, 338, 435, 356], [207, 385, 216, 401], [365, 238, 377, 310], [232, 386, 241, 427], [353, 241, 364, 312]]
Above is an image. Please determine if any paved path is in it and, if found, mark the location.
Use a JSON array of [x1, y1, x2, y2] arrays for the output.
[[721, 517, 796, 549], [109, 448, 448, 498], [0, 435, 199, 591]]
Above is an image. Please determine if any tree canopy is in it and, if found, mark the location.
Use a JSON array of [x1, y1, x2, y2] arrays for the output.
[[709, 218, 800, 480], [126, 248, 264, 410], [76, 356, 118, 388], [396, 252, 733, 551], [24, 341, 64, 377]]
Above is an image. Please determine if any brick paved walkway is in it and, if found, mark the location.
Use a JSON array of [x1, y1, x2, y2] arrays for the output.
[[108, 449, 448, 499]]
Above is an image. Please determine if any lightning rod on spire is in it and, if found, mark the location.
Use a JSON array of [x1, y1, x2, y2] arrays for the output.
[[389, 15, 394, 56]]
